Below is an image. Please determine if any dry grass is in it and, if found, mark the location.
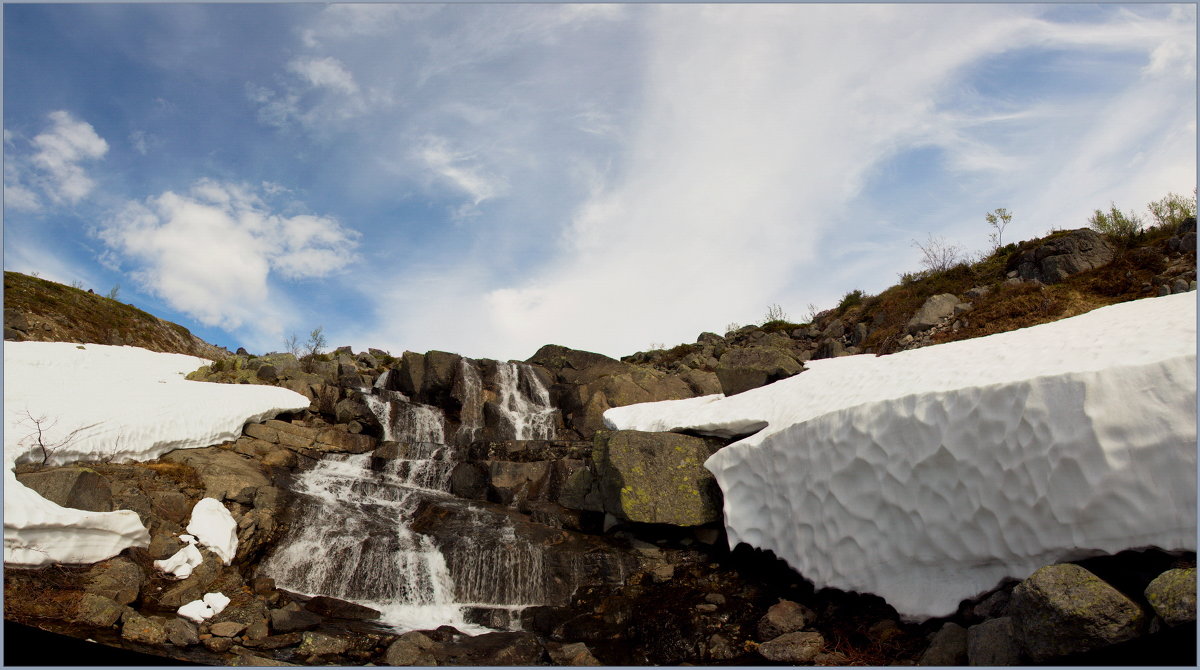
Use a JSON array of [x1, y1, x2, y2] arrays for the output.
[[137, 461, 204, 490]]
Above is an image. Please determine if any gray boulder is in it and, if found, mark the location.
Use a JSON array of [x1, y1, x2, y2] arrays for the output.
[[296, 631, 351, 656], [967, 617, 1021, 665], [757, 598, 817, 641], [1009, 563, 1145, 661], [269, 606, 323, 633], [593, 430, 725, 526], [165, 617, 200, 647], [84, 556, 145, 605], [73, 593, 125, 628], [161, 446, 269, 501], [1145, 568, 1196, 627], [15, 467, 113, 512], [1010, 228, 1115, 283], [385, 631, 439, 665], [906, 293, 960, 333], [757, 631, 825, 663], [919, 621, 968, 666], [715, 346, 804, 396]]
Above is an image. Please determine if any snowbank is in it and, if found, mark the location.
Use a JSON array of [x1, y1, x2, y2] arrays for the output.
[[605, 293, 1197, 619], [177, 592, 230, 623], [4, 342, 310, 566]]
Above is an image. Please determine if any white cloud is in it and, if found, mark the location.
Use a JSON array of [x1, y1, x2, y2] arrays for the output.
[[96, 180, 360, 335], [287, 56, 359, 95], [417, 136, 507, 207], [5, 111, 108, 211]]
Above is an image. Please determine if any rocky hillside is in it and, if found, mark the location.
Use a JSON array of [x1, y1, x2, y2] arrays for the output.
[[3, 271, 227, 360]]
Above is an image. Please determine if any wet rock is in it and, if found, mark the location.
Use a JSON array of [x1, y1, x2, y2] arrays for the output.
[[303, 595, 381, 620], [385, 631, 439, 666], [297, 631, 350, 656], [757, 630, 825, 663], [269, 606, 323, 633], [592, 430, 726, 526], [547, 641, 602, 666], [967, 617, 1021, 665], [1009, 563, 1145, 661], [73, 593, 125, 628], [210, 621, 247, 637], [1145, 568, 1196, 627], [16, 466, 113, 512], [165, 617, 200, 647], [918, 621, 968, 665], [757, 598, 817, 641], [715, 346, 804, 396], [121, 611, 168, 645], [434, 631, 545, 666]]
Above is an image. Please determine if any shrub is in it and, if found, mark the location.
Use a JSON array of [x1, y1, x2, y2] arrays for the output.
[[1088, 202, 1144, 245], [912, 233, 966, 274], [762, 303, 789, 324], [837, 289, 865, 313], [1146, 191, 1196, 230]]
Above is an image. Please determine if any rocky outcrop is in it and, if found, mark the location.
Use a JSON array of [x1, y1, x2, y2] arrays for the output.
[[1144, 568, 1196, 627], [15, 466, 114, 512], [715, 346, 805, 395], [1008, 228, 1115, 283], [906, 293, 962, 333], [592, 431, 726, 526]]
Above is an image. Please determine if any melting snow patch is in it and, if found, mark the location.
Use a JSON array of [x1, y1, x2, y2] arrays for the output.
[[605, 293, 1197, 619], [154, 541, 204, 579], [3, 342, 309, 567], [187, 498, 238, 565], [177, 592, 231, 623]]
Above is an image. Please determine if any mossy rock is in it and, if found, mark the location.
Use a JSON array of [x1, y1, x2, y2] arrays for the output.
[[592, 430, 725, 526]]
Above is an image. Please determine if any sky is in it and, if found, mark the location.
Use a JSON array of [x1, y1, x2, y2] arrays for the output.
[[3, 3, 1196, 361]]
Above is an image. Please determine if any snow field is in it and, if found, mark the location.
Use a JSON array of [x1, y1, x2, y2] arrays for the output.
[[4, 342, 310, 566], [605, 293, 1197, 618]]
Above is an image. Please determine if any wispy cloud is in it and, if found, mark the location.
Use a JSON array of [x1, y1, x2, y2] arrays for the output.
[[95, 179, 360, 338], [417, 136, 507, 209], [5, 111, 109, 211]]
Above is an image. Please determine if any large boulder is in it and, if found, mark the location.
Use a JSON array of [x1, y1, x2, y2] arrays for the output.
[[756, 631, 825, 663], [1009, 563, 1146, 661], [906, 293, 960, 334], [715, 346, 804, 396], [161, 446, 269, 501], [433, 631, 545, 666], [1144, 568, 1196, 627], [1009, 228, 1115, 283], [756, 599, 817, 641], [15, 467, 113, 512], [592, 430, 725, 526], [967, 617, 1022, 665], [918, 621, 968, 666], [84, 556, 145, 605]]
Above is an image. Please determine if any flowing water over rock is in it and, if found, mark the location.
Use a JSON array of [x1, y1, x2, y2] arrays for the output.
[[262, 361, 586, 632]]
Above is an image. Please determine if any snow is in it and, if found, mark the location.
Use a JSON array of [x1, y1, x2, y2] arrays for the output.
[[154, 540, 203, 579], [187, 498, 238, 565], [4, 342, 310, 567], [177, 592, 231, 623], [605, 293, 1197, 619]]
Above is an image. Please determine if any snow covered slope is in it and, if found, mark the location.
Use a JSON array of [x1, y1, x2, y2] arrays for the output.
[[605, 293, 1197, 619], [4, 342, 310, 566]]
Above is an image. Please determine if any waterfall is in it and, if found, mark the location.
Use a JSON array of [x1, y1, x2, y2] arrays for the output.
[[363, 371, 445, 444], [495, 362, 557, 440]]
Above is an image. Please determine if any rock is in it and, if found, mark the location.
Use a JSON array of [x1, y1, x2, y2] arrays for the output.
[[243, 632, 303, 650], [210, 621, 247, 637], [448, 462, 488, 500], [85, 556, 145, 605], [1157, 284, 1172, 297], [697, 332, 724, 345], [813, 338, 845, 360], [1172, 278, 1190, 294], [1009, 563, 1145, 661], [297, 631, 350, 656], [165, 617, 200, 647], [16, 467, 113, 512], [162, 447, 269, 501], [715, 346, 804, 396], [255, 365, 278, 382], [5, 307, 30, 332], [967, 617, 1021, 665], [269, 607, 323, 633], [433, 631, 544, 666], [906, 294, 960, 333], [153, 552, 222, 608], [813, 651, 850, 666], [919, 621, 968, 665], [1010, 228, 1115, 283], [73, 593, 125, 628], [706, 633, 738, 661], [1145, 568, 1196, 627], [704, 593, 726, 605], [121, 611, 168, 645], [757, 599, 817, 641], [592, 430, 726, 526], [384, 631, 438, 666], [757, 631, 825, 663], [547, 641, 602, 666], [303, 595, 381, 620], [204, 636, 235, 653]]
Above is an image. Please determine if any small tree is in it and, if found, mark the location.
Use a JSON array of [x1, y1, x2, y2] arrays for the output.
[[18, 410, 99, 468], [284, 333, 301, 359], [105, 284, 120, 300], [1088, 202, 1143, 246], [985, 208, 1012, 251], [1146, 191, 1196, 230], [912, 233, 966, 274]]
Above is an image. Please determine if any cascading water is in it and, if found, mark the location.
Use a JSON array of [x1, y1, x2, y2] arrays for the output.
[[262, 361, 571, 632], [495, 362, 557, 440]]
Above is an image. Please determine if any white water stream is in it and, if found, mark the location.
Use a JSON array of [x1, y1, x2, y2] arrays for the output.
[[262, 360, 562, 632]]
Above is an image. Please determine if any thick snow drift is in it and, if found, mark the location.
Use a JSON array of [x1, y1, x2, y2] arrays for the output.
[[4, 342, 309, 566], [605, 293, 1197, 619], [187, 497, 238, 565]]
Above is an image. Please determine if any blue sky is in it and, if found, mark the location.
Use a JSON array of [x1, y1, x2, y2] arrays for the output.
[[4, 3, 1195, 360]]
